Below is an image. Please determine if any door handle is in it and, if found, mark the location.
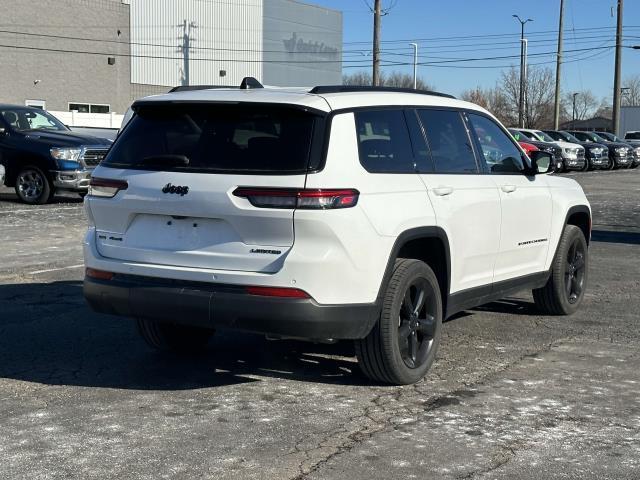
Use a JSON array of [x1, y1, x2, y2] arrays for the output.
[[500, 185, 517, 193], [432, 186, 453, 196]]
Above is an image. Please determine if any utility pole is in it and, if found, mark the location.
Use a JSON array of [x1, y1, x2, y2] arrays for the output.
[[612, 0, 623, 135], [553, 0, 565, 129], [522, 38, 529, 126], [513, 15, 533, 128], [179, 20, 197, 86], [372, 0, 382, 86], [409, 43, 418, 89]]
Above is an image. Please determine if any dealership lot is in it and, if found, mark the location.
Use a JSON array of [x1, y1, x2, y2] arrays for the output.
[[0, 170, 639, 479]]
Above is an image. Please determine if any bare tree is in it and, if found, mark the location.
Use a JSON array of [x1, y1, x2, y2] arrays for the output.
[[594, 97, 613, 119], [561, 90, 599, 122], [499, 66, 555, 128], [622, 74, 640, 106], [343, 71, 434, 90], [460, 86, 512, 126], [342, 71, 373, 86]]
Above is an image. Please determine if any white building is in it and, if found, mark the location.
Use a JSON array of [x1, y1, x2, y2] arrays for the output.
[[1, 0, 342, 117], [127, 0, 343, 88]]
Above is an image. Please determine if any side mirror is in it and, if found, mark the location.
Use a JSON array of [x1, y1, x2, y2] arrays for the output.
[[529, 151, 552, 174]]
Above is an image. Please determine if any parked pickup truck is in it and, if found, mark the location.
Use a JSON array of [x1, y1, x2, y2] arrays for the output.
[[0, 104, 112, 204]]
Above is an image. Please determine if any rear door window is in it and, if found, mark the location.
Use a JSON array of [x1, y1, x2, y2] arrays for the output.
[[354, 110, 416, 173], [103, 103, 321, 174], [417, 109, 478, 173]]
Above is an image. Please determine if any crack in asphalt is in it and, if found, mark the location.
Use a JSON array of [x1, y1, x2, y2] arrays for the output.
[[288, 341, 564, 479]]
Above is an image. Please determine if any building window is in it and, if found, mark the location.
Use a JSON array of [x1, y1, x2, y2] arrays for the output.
[[68, 103, 110, 113], [25, 99, 46, 110]]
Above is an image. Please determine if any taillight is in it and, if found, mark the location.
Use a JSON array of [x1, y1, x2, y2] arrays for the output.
[[85, 268, 115, 280], [233, 188, 359, 209], [245, 286, 310, 298], [89, 178, 128, 198]]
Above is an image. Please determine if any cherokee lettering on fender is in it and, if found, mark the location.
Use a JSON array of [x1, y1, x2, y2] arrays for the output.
[[162, 183, 189, 196]]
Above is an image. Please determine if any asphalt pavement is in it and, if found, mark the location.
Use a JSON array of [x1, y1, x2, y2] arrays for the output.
[[0, 169, 639, 479]]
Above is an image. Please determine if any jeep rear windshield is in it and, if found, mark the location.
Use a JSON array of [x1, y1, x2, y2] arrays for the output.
[[103, 103, 323, 174]]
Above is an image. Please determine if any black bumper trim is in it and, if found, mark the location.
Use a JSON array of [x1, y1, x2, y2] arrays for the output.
[[84, 274, 379, 340]]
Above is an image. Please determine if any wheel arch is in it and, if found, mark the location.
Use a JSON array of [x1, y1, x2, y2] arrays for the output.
[[377, 227, 451, 316], [5, 153, 53, 187], [565, 205, 591, 245]]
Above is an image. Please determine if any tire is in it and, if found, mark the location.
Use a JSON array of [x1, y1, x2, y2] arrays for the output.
[[137, 318, 215, 353], [604, 156, 615, 170], [580, 158, 590, 172], [355, 259, 443, 385], [14, 166, 54, 204], [533, 225, 588, 316]]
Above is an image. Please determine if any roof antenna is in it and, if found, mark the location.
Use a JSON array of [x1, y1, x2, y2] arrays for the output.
[[240, 77, 264, 89]]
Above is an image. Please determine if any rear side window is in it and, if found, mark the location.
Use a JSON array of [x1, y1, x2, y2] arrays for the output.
[[417, 109, 478, 173], [103, 103, 319, 174], [354, 110, 416, 173], [626, 132, 640, 140]]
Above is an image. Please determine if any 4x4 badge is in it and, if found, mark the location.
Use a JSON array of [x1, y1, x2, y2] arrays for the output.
[[162, 183, 189, 196]]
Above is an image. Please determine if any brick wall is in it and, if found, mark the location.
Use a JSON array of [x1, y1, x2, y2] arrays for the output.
[[0, 0, 166, 113]]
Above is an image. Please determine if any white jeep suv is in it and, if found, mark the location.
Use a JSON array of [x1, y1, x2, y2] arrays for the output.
[[83, 80, 591, 385]]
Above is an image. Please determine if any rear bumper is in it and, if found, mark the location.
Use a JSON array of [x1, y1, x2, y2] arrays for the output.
[[84, 274, 379, 340]]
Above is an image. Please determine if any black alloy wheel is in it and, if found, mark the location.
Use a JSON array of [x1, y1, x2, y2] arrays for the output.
[[397, 278, 438, 369], [356, 259, 442, 385], [565, 237, 586, 304], [533, 225, 588, 315]]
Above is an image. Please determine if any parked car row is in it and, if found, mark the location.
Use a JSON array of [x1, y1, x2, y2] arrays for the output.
[[510, 127, 639, 172]]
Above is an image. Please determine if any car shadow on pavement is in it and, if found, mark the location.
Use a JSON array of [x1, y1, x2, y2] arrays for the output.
[[470, 298, 541, 316], [591, 229, 640, 246], [0, 280, 372, 390]]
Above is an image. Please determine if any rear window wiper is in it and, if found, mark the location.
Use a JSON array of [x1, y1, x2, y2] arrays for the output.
[[140, 154, 190, 167]]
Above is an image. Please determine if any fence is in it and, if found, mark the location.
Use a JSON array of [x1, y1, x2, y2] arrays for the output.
[[49, 111, 124, 129]]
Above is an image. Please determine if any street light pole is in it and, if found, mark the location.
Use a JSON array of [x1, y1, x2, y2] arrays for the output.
[[513, 15, 533, 128], [409, 43, 418, 89], [572, 92, 579, 130]]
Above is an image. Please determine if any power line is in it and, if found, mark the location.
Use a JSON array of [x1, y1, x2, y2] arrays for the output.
[[0, 43, 368, 64], [342, 25, 640, 45], [1, 28, 634, 60], [1, 41, 628, 70], [0, 29, 352, 55]]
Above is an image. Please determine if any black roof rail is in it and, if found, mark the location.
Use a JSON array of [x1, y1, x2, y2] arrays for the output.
[[168, 85, 228, 93], [240, 77, 264, 89], [308, 85, 456, 99]]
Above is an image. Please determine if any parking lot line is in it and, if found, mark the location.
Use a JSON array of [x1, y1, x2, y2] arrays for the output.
[[29, 264, 84, 275]]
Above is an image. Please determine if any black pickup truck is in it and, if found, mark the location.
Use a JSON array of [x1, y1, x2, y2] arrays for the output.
[[0, 104, 112, 204]]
